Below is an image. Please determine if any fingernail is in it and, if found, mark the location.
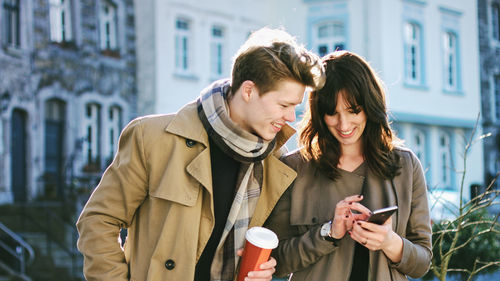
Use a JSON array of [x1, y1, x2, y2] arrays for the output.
[[348, 231, 352, 235], [357, 222, 362, 225], [358, 195, 362, 198]]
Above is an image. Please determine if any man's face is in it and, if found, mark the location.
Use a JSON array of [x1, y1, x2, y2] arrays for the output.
[[240, 79, 306, 141]]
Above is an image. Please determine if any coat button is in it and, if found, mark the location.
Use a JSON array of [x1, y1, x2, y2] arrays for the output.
[[186, 139, 196, 147], [165, 259, 175, 270]]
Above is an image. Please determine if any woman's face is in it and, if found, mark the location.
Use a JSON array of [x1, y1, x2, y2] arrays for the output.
[[323, 91, 367, 152]]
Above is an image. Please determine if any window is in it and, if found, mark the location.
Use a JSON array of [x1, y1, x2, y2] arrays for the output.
[[100, 0, 118, 50], [44, 99, 66, 191], [412, 129, 426, 167], [0, 113, 3, 155], [83, 103, 101, 171], [2, 0, 20, 47], [106, 105, 122, 164], [210, 26, 225, 78], [314, 21, 345, 57], [443, 32, 458, 91], [493, 3, 500, 41], [175, 18, 192, 72], [49, 0, 73, 42], [438, 133, 452, 188], [404, 22, 421, 84], [495, 75, 500, 121]]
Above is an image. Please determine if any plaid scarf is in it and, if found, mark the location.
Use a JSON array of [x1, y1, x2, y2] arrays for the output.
[[197, 79, 275, 281]]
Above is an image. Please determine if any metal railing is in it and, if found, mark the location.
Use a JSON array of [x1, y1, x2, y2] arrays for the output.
[[0, 222, 35, 275]]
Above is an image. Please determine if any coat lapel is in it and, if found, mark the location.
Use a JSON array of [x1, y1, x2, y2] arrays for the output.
[[362, 169, 397, 212], [249, 155, 297, 227], [165, 102, 212, 195], [363, 169, 399, 281], [163, 101, 297, 228]]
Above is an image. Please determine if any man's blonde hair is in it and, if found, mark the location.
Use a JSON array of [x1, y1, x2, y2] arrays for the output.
[[229, 27, 324, 98]]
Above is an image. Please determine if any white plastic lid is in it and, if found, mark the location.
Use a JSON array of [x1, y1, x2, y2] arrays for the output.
[[245, 227, 279, 249]]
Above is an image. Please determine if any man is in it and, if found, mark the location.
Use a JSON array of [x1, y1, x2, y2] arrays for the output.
[[76, 27, 324, 281]]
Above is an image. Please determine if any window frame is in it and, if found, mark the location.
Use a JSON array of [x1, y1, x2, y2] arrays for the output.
[[492, 2, 500, 41], [174, 17, 193, 74], [210, 25, 226, 79], [442, 31, 459, 91], [437, 132, 452, 189], [313, 20, 346, 57], [83, 103, 102, 172], [412, 129, 427, 167], [404, 21, 423, 85], [99, 0, 118, 51], [106, 105, 122, 164], [2, 0, 21, 48], [493, 75, 500, 122], [49, 0, 73, 43]]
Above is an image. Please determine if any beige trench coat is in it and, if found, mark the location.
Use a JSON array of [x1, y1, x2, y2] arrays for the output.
[[265, 148, 432, 281], [76, 102, 297, 281]]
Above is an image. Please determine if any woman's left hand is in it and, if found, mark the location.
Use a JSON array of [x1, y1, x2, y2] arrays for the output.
[[349, 217, 403, 263]]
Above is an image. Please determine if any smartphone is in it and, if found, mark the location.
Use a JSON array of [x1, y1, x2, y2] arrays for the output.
[[367, 206, 398, 225]]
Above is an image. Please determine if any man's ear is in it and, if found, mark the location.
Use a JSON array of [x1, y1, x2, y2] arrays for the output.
[[240, 80, 256, 102]]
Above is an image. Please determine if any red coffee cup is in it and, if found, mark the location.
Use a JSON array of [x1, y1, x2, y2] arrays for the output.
[[237, 227, 279, 281]]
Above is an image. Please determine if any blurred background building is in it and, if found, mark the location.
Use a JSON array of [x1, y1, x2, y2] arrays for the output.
[[479, 0, 500, 193], [135, 0, 486, 221], [0, 0, 497, 280], [0, 0, 136, 279]]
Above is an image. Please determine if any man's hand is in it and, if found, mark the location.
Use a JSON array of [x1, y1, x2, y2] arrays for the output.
[[236, 249, 276, 281]]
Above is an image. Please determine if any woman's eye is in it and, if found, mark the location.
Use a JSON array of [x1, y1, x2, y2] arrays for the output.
[[349, 107, 361, 114]]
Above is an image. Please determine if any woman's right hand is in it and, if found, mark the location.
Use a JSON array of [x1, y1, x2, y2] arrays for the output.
[[330, 195, 371, 239]]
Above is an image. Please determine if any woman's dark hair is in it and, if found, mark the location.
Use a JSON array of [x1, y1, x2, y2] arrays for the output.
[[299, 51, 401, 180]]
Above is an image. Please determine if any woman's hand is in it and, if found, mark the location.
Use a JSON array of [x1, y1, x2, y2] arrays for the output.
[[349, 216, 403, 263], [331, 195, 372, 239], [236, 249, 276, 281]]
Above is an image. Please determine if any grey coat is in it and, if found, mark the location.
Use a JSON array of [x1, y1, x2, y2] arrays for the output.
[[265, 147, 432, 281]]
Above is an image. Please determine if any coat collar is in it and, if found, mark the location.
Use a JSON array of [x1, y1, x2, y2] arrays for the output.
[[164, 100, 296, 151], [165, 102, 209, 146], [164, 100, 297, 227]]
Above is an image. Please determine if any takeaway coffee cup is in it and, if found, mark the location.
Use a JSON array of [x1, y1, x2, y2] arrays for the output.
[[237, 227, 279, 281]]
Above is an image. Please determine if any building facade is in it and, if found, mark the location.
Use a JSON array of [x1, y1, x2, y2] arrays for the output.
[[134, 0, 307, 115], [302, 0, 484, 220], [478, 0, 500, 191], [0, 0, 137, 204], [135, 0, 484, 220]]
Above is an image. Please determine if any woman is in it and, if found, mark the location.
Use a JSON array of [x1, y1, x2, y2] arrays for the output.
[[265, 51, 432, 281]]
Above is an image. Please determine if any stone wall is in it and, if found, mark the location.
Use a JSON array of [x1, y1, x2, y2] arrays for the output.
[[0, 0, 137, 203]]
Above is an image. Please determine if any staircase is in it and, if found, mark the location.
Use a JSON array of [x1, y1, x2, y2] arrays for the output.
[[0, 202, 84, 281], [0, 222, 34, 281]]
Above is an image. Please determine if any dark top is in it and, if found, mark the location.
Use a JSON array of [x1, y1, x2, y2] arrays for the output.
[[348, 242, 369, 281], [348, 164, 369, 281], [349, 162, 370, 281], [194, 138, 241, 281]]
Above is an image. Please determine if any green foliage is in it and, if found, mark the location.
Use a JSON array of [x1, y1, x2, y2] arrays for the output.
[[423, 208, 500, 281]]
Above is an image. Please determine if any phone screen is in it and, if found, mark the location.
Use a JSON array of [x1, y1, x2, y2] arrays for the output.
[[367, 206, 398, 225]]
